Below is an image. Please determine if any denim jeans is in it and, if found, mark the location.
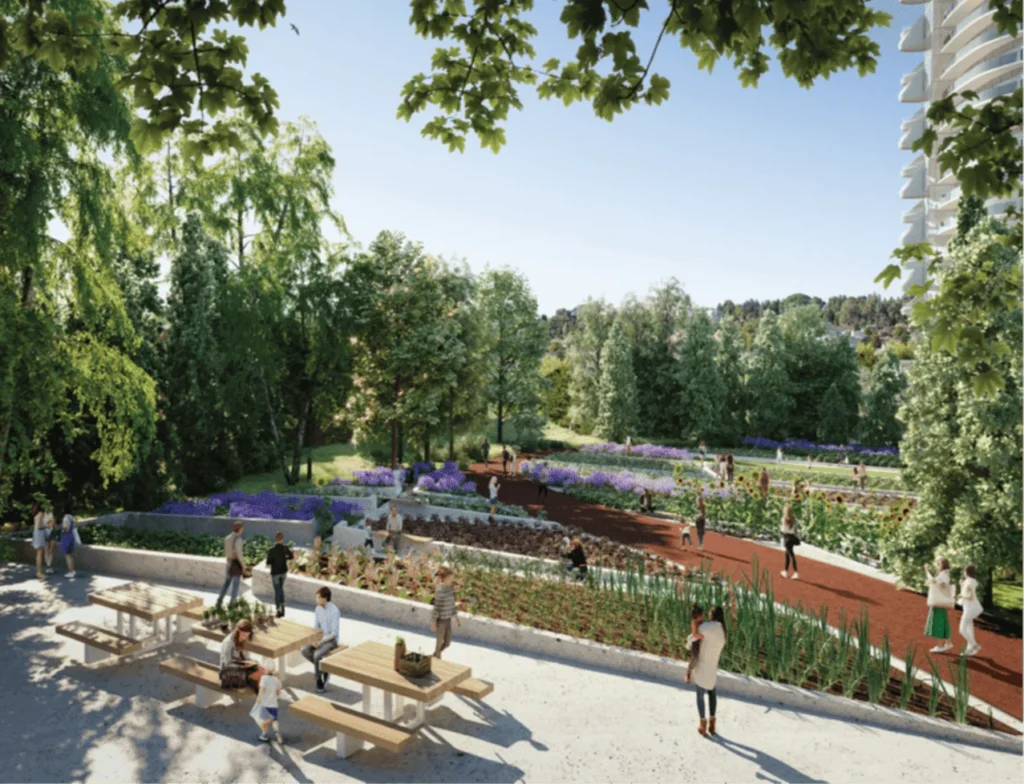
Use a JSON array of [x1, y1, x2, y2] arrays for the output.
[[696, 686, 717, 719], [216, 566, 240, 607], [272, 573, 286, 608], [302, 639, 338, 681]]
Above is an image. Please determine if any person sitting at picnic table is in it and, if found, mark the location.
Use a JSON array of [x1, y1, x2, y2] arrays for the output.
[[638, 488, 655, 515], [302, 586, 342, 693], [384, 504, 403, 551], [219, 620, 265, 693], [566, 538, 588, 581]]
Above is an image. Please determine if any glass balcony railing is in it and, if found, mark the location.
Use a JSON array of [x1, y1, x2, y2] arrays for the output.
[[954, 48, 1023, 91], [943, 4, 994, 45], [950, 25, 1003, 64], [943, 0, 968, 22], [974, 77, 1022, 101]]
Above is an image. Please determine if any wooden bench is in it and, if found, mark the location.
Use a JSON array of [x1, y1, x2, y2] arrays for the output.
[[289, 694, 419, 759], [452, 677, 494, 700], [56, 621, 143, 664], [159, 655, 252, 709]]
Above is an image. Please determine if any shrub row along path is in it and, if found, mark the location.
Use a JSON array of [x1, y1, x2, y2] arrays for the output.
[[468, 459, 1023, 721]]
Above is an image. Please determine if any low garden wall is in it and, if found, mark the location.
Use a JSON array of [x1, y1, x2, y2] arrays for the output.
[[94, 511, 317, 548], [391, 500, 564, 531]]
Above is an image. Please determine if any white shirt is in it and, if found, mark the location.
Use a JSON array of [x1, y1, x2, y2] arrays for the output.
[[959, 577, 983, 618], [257, 674, 281, 708], [690, 620, 726, 691], [220, 633, 242, 669], [386, 513, 403, 533], [223, 532, 244, 564], [314, 601, 342, 643]]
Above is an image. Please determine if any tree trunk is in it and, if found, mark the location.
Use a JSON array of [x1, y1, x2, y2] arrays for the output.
[[983, 565, 994, 609], [397, 423, 404, 464], [166, 143, 177, 246], [423, 431, 431, 464], [289, 398, 311, 485], [237, 205, 245, 267], [497, 400, 504, 443], [391, 377, 400, 468], [448, 397, 456, 461], [259, 367, 290, 483]]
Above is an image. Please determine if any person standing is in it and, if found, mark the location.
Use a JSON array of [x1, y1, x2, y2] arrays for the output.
[[431, 565, 461, 659], [779, 503, 800, 580], [924, 557, 955, 653], [384, 504, 404, 551], [32, 504, 49, 579], [481, 436, 491, 467], [488, 476, 500, 521], [59, 514, 79, 580], [508, 446, 517, 474], [219, 620, 265, 693], [265, 533, 294, 618], [216, 521, 246, 610], [302, 586, 342, 692], [758, 467, 770, 500], [680, 516, 694, 548], [957, 564, 984, 656], [698, 441, 707, 464], [695, 495, 707, 552], [858, 461, 868, 491], [44, 506, 60, 573], [775, 447, 783, 465], [500, 445, 510, 477], [566, 538, 588, 580], [252, 661, 283, 743], [393, 466, 405, 498], [725, 453, 735, 483], [625, 435, 633, 456], [537, 465, 549, 500], [691, 605, 727, 737]]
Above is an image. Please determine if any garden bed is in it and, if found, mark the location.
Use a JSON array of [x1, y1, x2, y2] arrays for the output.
[[730, 463, 907, 493], [409, 489, 541, 519], [284, 548, 1014, 736]]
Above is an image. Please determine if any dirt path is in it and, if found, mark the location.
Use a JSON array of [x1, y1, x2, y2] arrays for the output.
[[469, 460, 1023, 720]]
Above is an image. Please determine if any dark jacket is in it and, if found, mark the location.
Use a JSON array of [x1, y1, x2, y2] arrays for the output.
[[265, 543, 294, 576], [568, 545, 587, 570]]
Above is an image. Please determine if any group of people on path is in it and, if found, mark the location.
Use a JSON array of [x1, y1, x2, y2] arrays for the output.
[[480, 436, 516, 477], [31, 505, 79, 580]]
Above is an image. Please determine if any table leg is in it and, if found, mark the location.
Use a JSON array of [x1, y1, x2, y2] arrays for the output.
[[128, 615, 137, 639], [395, 694, 405, 720], [412, 700, 425, 729], [276, 655, 287, 684], [335, 732, 364, 759], [362, 685, 372, 716], [383, 692, 394, 722], [164, 616, 173, 643], [116, 611, 124, 637]]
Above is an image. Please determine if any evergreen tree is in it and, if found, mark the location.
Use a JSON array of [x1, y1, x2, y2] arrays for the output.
[[675, 310, 724, 443], [595, 315, 639, 442], [566, 298, 615, 434], [857, 350, 907, 447], [715, 317, 747, 444], [629, 280, 690, 437], [540, 354, 571, 425], [886, 219, 1022, 606], [746, 311, 792, 439], [163, 214, 233, 493]]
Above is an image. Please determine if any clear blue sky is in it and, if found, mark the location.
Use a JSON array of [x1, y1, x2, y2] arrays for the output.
[[238, 1, 919, 316]]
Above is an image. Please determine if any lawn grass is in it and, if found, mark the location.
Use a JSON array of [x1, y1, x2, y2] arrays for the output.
[[993, 579, 1023, 611], [232, 442, 372, 494], [542, 422, 604, 448], [735, 458, 858, 476]]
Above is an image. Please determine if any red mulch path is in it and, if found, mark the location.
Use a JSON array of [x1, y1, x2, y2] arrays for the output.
[[469, 460, 1023, 721]]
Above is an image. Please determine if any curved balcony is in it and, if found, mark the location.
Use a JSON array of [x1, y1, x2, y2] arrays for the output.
[[943, 0, 988, 28], [900, 63, 929, 102], [952, 48, 1023, 95], [941, 25, 1016, 82], [901, 222, 927, 245], [940, 6, 996, 53], [901, 263, 929, 301], [900, 14, 931, 52], [929, 186, 962, 213], [900, 108, 927, 150], [903, 201, 926, 224], [930, 217, 958, 244], [902, 154, 926, 179], [901, 168, 928, 200]]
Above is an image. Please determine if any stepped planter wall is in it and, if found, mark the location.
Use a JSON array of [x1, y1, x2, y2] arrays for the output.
[[94, 511, 317, 548], [391, 500, 564, 531]]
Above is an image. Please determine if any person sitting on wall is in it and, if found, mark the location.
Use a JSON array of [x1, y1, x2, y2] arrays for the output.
[[566, 538, 588, 581]]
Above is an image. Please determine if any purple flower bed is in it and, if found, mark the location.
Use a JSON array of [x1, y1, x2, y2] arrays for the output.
[[352, 467, 401, 486], [742, 437, 899, 456], [416, 461, 477, 494], [581, 442, 692, 460], [154, 491, 361, 523], [521, 461, 678, 496]]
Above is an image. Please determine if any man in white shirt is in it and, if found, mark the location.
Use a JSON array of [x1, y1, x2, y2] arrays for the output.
[[301, 586, 342, 692], [215, 521, 245, 610], [384, 504, 403, 551]]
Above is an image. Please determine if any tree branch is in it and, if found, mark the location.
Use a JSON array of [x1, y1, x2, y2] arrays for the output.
[[622, 2, 674, 101]]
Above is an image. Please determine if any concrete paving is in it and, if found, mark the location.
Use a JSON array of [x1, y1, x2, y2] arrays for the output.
[[0, 565, 1019, 783]]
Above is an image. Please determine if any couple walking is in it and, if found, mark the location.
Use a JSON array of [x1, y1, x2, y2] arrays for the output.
[[924, 557, 984, 656]]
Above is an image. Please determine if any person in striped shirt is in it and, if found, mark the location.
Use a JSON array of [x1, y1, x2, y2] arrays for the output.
[[431, 565, 461, 659]]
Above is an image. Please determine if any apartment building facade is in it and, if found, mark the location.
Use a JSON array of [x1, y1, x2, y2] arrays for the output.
[[898, 0, 1023, 292]]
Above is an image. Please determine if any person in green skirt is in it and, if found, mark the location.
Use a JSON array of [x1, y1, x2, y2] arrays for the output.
[[924, 556, 955, 653]]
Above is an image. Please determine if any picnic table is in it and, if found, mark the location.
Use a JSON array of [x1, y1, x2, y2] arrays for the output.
[[190, 612, 324, 683], [321, 640, 471, 729], [88, 581, 203, 643]]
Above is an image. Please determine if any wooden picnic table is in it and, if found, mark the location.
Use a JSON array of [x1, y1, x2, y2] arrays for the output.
[[320, 640, 471, 728], [86, 581, 203, 646], [190, 612, 323, 683]]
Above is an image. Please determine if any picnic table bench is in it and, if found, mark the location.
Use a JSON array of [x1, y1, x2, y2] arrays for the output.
[[56, 621, 143, 664], [289, 694, 419, 759], [159, 655, 252, 708]]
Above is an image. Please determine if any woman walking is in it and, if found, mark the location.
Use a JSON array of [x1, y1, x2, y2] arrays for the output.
[[779, 503, 799, 580], [481, 436, 491, 467], [500, 445, 510, 477], [691, 605, 726, 737], [488, 476, 500, 521], [537, 465, 549, 500], [32, 504, 49, 579], [957, 564, 984, 656], [60, 514, 79, 580], [758, 467, 770, 500], [924, 556, 955, 653]]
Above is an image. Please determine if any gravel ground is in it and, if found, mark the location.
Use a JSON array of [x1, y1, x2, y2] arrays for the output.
[[0, 564, 1019, 784]]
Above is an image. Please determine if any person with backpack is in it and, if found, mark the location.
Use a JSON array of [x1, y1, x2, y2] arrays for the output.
[[265, 532, 294, 618]]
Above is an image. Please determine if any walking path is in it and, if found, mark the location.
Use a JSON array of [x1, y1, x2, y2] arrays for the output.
[[471, 462, 1023, 721], [7, 571, 1020, 782]]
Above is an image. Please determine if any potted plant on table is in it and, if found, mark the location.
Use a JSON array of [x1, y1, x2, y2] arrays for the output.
[[394, 636, 406, 671]]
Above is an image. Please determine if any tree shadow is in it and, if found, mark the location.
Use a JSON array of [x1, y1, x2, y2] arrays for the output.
[[420, 698, 548, 751], [711, 734, 829, 783]]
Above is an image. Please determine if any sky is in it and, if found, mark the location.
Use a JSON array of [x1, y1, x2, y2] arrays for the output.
[[233, 0, 921, 316]]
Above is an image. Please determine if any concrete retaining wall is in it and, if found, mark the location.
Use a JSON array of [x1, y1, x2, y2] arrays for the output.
[[389, 500, 564, 531], [94, 511, 317, 548]]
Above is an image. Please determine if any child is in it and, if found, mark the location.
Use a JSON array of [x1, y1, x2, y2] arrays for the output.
[[431, 566, 461, 659], [685, 604, 705, 684], [253, 660, 282, 742], [680, 516, 693, 548]]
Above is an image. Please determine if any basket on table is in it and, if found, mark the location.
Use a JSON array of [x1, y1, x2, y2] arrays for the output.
[[398, 652, 432, 678]]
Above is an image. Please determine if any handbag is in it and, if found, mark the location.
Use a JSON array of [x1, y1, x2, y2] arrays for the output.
[[229, 558, 244, 577], [927, 579, 955, 608]]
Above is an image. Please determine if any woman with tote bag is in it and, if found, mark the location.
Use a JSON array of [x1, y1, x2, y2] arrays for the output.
[[924, 556, 955, 653]]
